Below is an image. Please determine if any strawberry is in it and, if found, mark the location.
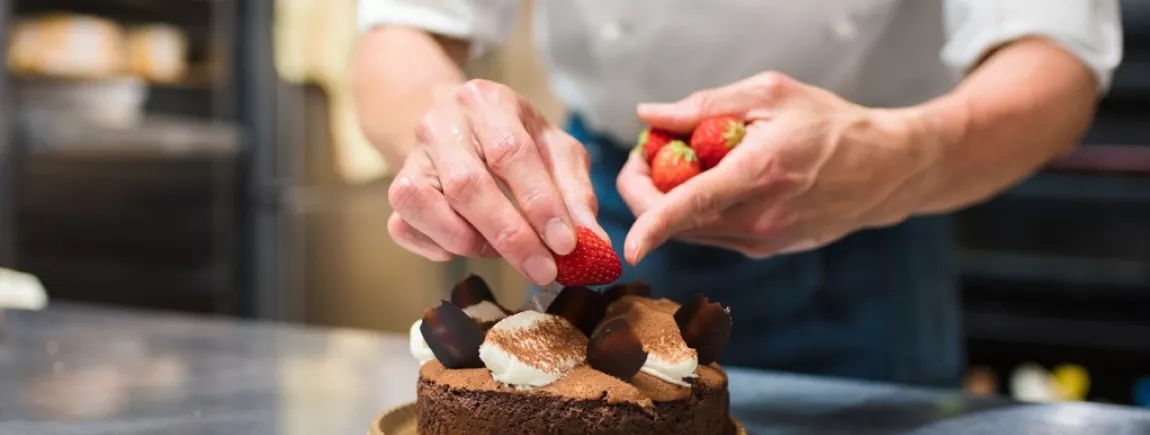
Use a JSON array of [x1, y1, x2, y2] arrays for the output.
[[635, 127, 681, 163], [690, 116, 746, 169], [554, 226, 622, 287], [650, 140, 701, 193]]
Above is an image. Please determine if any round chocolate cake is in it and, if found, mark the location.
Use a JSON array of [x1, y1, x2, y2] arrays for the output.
[[408, 276, 735, 435]]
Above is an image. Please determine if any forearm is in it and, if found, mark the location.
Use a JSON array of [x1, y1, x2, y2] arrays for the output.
[[352, 26, 469, 165], [908, 37, 1099, 214]]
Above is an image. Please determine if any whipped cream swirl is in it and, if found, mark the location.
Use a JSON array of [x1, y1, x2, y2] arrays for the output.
[[479, 311, 587, 388]]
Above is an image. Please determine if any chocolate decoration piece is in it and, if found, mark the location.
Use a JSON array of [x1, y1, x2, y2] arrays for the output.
[[421, 300, 486, 368], [545, 286, 607, 337], [451, 274, 499, 309], [587, 317, 648, 381], [673, 294, 732, 365], [603, 281, 653, 306]]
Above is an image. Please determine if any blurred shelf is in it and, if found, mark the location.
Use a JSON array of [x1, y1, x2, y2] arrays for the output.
[[14, 0, 223, 22], [1047, 145, 1150, 175], [19, 115, 240, 157], [965, 312, 1150, 352], [960, 249, 1150, 288], [1001, 172, 1150, 203]]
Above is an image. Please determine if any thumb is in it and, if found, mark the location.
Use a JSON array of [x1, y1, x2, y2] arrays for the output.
[[623, 166, 749, 264]]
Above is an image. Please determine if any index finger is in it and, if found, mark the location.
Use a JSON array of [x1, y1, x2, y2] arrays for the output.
[[461, 81, 577, 255], [623, 162, 751, 264]]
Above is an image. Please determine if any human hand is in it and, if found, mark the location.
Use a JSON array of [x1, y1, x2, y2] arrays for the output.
[[387, 79, 604, 285], [617, 72, 939, 263]]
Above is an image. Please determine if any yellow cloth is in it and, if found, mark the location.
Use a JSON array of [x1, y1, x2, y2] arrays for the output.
[[274, 0, 388, 184]]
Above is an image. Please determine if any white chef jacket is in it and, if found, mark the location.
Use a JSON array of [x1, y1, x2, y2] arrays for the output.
[[357, 0, 1123, 147]]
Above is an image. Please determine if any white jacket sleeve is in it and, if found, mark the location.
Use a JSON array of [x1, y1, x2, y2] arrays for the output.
[[942, 0, 1124, 93], [357, 0, 522, 55]]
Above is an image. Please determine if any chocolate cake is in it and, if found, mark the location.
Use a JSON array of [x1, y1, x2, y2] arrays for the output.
[[408, 276, 736, 435]]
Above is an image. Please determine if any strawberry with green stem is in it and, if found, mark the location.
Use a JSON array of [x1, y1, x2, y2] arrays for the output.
[[635, 127, 682, 164], [650, 140, 701, 193], [690, 116, 746, 169]]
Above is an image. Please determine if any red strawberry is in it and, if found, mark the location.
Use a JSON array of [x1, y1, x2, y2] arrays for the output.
[[554, 226, 622, 287], [635, 127, 681, 163], [690, 116, 746, 169], [650, 140, 701, 193]]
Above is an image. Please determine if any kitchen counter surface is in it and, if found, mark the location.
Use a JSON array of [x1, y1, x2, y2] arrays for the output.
[[2, 303, 1149, 434]]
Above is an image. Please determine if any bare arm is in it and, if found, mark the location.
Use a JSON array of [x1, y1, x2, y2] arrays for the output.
[[908, 37, 1100, 214], [351, 26, 471, 165]]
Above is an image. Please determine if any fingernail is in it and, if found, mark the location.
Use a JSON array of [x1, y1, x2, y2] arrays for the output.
[[545, 219, 576, 254], [478, 242, 498, 258], [625, 239, 644, 265], [523, 255, 556, 285]]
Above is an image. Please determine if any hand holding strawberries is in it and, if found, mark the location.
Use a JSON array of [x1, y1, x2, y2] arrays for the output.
[[617, 71, 940, 263]]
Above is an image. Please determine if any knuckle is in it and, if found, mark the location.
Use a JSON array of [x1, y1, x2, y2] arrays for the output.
[[415, 112, 438, 143], [757, 71, 791, 89], [689, 91, 717, 114], [755, 71, 794, 98], [387, 176, 423, 211], [458, 79, 508, 105], [441, 228, 484, 256], [484, 131, 534, 172], [750, 218, 783, 238], [490, 224, 530, 257], [517, 187, 554, 216], [440, 169, 483, 202], [689, 189, 721, 215]]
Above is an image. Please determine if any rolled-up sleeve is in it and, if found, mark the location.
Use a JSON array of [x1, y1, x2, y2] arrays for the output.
[[942, 0, 1124, 92], [357, 0, 521, 55]]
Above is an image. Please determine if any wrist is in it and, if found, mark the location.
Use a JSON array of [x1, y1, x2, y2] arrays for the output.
[[886, 94, 973, 216]]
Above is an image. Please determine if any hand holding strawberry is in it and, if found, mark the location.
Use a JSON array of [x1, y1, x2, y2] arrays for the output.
[[617, 71, 932, 263]]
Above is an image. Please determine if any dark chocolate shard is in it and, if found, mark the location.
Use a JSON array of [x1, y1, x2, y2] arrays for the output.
[[545, 286, 607, 337], [673, 293, 732, 365], [421, 300, 486, 368], [603, 281, 653, 306], [587, 317, 648, 381], [451, 274, 498, 309]]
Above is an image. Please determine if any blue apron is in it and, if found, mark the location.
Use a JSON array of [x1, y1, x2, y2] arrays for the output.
[[565, 115, 963, 388]]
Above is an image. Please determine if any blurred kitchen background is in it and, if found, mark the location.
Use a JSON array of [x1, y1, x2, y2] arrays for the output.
[[0, 0, 1147, 408]]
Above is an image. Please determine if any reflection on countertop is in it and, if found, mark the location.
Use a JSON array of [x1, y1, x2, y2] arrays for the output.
[[0, 303, 418, 435], [2, 303, 1150, 435]]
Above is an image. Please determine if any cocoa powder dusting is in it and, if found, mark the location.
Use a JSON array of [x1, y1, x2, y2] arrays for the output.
[[603, 297, 694, 363], [487, 316, 588, 374]]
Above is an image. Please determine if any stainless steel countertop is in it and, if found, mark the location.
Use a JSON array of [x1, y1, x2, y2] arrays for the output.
[[1, 303, 1149, 434]]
